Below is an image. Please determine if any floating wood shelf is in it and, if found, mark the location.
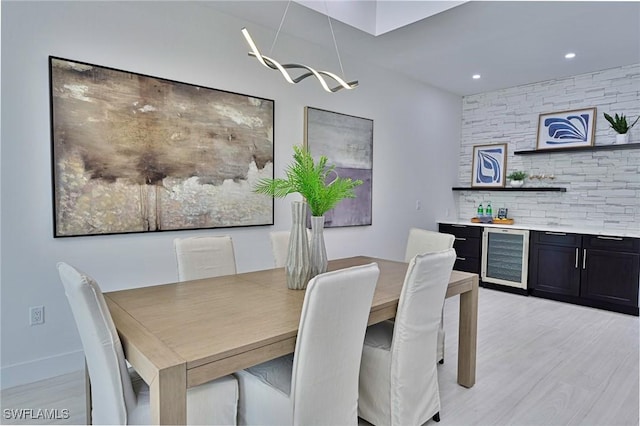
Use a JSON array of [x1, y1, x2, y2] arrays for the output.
[[452, 187, 566, 192], [514, 143, 640, 155]]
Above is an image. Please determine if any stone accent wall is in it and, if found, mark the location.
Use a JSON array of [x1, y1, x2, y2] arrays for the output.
[[457, 64, 640, 233]]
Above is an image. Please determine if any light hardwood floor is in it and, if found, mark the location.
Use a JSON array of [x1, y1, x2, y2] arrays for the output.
[[2, 288, 638, 425]]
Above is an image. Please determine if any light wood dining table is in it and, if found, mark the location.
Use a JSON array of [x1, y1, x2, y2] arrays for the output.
[[104, 256, 478, 425]]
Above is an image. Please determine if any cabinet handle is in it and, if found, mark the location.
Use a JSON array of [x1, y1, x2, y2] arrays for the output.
[[582, 249, 587, 269], [455, 237, 467, 241], [545, 231, 567, 236], [575, 248, 578, 269], [456, 257, 466, 261], [451, 224, 467, 228], [597, 236, 623, 241]]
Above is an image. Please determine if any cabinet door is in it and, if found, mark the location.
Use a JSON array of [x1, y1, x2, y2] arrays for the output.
[[439, 223, 482, 274], [529, 243, 581, 296], [581, 249, 640, 307]]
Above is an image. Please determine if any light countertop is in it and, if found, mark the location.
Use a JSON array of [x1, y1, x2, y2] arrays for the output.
[[438, 220, 640, 239]]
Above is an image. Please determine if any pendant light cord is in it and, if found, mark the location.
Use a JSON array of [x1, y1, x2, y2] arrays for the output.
[[269, 0, 346, 79], [269, 0, 291, 55], [324, 1, 346, 79]]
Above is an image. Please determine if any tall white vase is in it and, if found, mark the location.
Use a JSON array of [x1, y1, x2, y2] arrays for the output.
[[286, 201, 311, 290], [309, 215, 328, 279]]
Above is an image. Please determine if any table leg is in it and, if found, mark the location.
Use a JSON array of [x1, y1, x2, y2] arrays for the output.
[[149, 364, 187, 424], [457, 275, 478, 388]]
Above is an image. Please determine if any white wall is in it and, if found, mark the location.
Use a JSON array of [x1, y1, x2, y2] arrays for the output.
[[0, 1, 462, 388], [456, 64, 640, 233]]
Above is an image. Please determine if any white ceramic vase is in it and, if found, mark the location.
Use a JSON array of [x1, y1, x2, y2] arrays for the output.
[[616, 133, 629, 144], [286, 201, 311, 290], [309, 216, 328, 279], [510, 180, 524, 188]]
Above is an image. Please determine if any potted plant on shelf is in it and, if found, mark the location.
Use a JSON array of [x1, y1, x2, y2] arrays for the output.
[[506, 171, 527, 188], [603, 112, 639, 144], [254, 145, 362, 289]]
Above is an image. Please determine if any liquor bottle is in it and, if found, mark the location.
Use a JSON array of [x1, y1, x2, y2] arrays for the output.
[[477, 203, 484, 217]]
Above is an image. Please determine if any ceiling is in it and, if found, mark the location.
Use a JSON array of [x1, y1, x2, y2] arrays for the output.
[[205, 1, 640, 96]]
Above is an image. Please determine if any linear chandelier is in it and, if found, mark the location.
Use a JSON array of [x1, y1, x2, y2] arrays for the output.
[[240, 2, 358, 93]]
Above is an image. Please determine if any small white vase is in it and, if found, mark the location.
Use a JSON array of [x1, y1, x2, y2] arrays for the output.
[[309, 216, 328, 279], [615, 133, 629, 144], [510, 180, 524, 188]]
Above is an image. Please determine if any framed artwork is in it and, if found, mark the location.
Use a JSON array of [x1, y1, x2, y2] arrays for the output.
[[49, 56, 274, 237], [471, 144, 507, 188], [304, 107, 373, 227], [536, 107, 596, 150]]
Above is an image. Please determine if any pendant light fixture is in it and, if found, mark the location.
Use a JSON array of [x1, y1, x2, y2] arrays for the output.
[[241, 1, 358, 93]]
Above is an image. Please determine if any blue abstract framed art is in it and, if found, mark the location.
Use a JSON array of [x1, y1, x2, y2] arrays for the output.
[[471, 144, 507, 188], [536, 107, 596, 150]]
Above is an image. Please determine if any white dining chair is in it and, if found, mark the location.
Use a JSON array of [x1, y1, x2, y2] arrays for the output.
[[57, 262, 239, 425], [269, 230, 312, 268], [405, 227, 455, 364], [358, 249, 456, 425], [174, 235, 237, 281], [236, 263, 380, 426]]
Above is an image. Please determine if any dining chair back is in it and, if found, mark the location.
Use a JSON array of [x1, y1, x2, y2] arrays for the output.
[[404, 227, 455, 364], [358, 249, 456, 425], [270, 231, 291, 268], [58, 262, 135, 424], [404, 227, 455, 262], [269, 230, 312, 268], [174, 235, 237, 281], [237, 262, 380, 425], [57, 262, 238, 425]]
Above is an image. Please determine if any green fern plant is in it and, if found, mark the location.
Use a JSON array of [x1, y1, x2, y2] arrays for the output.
[[506, 171, 527, 181], [253, 145, 363, 217], [603, 112, 639, 134]]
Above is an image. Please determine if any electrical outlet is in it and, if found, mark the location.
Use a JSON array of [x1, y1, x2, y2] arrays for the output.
[[30, 306, 44, 326], [415, 200, 422, 210]]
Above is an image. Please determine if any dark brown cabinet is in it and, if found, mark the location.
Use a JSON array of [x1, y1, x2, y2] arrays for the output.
[[529, 231, 639, 315], [580, 235, 640, 309], [439, 223, 482, 275], [529, 231, 581, 297]]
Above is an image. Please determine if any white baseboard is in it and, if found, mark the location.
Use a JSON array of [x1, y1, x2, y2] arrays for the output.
[[0, 350, 84, 390]]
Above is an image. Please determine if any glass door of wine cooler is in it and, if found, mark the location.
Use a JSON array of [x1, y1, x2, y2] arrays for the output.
[[481, 228, 530, 289]]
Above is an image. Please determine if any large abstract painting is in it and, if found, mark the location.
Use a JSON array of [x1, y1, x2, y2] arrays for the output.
[[304, 107, 373, 227], [536, 107, 596, 150], [471, 144, 507, 188], [50, 56, 274, 237]]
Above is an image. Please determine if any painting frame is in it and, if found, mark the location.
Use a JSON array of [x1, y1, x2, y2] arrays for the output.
[[536, 107, 596, 150], [471, 143, 507, 188], [49, 56, 275, 238], [304, 106, 373, 228]]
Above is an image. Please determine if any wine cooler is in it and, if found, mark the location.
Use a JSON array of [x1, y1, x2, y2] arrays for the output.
[[481, 228, 530, 290]]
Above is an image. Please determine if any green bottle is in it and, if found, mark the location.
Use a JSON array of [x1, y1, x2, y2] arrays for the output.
[[477, 203, 484, 216], [486, 202, 492, 217]]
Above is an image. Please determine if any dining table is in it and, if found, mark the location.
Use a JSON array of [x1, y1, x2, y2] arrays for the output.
[[103, 256, 478, 425]]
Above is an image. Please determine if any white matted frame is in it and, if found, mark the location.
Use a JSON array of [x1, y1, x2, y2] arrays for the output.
[[471, 144, 507, 188], [536, 107, 596, 150]]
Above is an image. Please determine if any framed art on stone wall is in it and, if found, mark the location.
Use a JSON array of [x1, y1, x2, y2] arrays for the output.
[[471, 143, 507, 188], [49, 56, 274, 237], [304, 106, 373, 227], [536, 107, 596, 150]]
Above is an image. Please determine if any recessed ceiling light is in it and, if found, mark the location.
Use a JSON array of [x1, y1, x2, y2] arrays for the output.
[[472, 74, 481, 80], [565, 52, 576, 59]]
